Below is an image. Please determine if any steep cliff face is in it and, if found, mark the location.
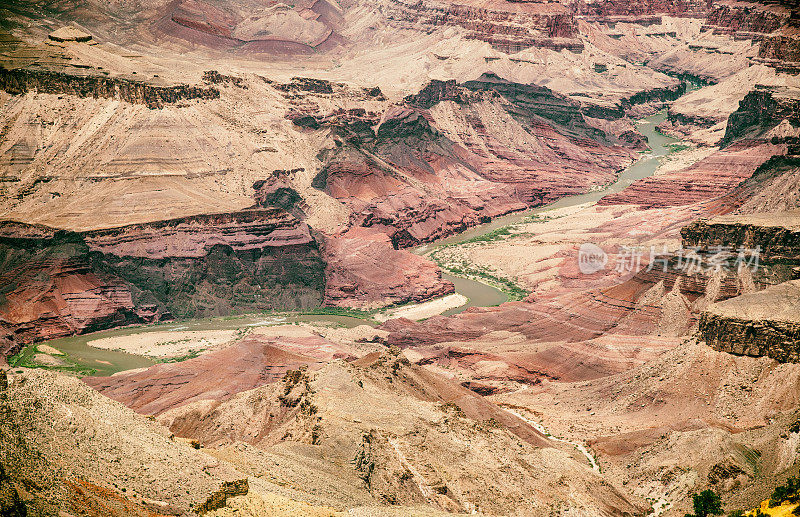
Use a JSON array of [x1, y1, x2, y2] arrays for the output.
[[575, 0, 710, 18], [759, 32, 800, 64], [385, 0, 582, 52], [721, 85, 800, 146], [0, 210, 326, 355], [701, 0, 800, 72], [0, 225, 144, 346], [681, 212, 800, 263], [700, 280, 800, 362], [685, 211, 800, 361], [84, 209, 314, 259], [704, 1, 790, 35], [0, 67, 219, 109], [309, 76, 635, 248]]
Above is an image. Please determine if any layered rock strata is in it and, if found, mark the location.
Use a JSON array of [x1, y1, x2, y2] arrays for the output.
[[0, 210, 326, 353], [309, 75, 636, 248], [385, 0, 582, 53], [323, 228, 454, 308], [600, 142, 784, 208], [721, 85, 800, 146], [0, 66, 219, 109], [700, 280, 800, 362], [681, 210, 800, 263]]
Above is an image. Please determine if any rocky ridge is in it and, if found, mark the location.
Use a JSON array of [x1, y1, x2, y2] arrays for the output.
[[0, 211, 326, 353]]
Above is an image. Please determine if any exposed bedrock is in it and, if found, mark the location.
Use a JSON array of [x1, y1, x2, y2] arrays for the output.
[[166, 0, 344, 52], [715, 153, 800, 214], [84, 334, 339, 415], [0, 210, 325, 353], [310, 76, 636, 247], [681, 210, 800, 263], [574, 0, 710, 18], [0, 225, 145, 347], [381, 231, 777, 385], [721, 85, 800, 147], [704, 1, 790, 35], [685, 210, 800, 362], [323, 228, 455, 309], [0, 66, 219, 109], [408, 74, 672, 141], [385, 0, 582, 53], [758, 32, 800, 66], [83, 208, 314, 259], [600, 141, 784, 208], [700, 280, 800, 362]]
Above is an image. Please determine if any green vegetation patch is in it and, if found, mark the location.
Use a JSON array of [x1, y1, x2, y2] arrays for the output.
[[8, 344, 97, 376]]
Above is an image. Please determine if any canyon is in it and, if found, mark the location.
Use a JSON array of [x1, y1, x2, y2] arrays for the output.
[[1, 0, 800, 515]]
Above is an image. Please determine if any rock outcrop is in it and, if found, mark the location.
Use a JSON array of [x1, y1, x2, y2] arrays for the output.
[[0, 210, 326, 354], [48, 27, 93, 43], [575, 0, 710, 18], [167, 0, 343, 52], [700, 280, 800, 362], [0, 67, 220, 109], [386, 0, 582, 53], [721, 85, 800, 147], [600, 142, 783, 208], [323, 228, 454, 309], [681, 210, 800, 263], [310, 76, 635, 248], [84, 209, 314, 259]]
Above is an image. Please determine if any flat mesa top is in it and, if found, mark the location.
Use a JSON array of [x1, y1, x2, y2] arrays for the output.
[[706, 209, 800, 232], [48, 27, 92, 43], [707, 279, 800, 323]]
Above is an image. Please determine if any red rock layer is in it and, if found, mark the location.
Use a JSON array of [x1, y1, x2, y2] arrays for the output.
[[0, 253, 143, 345], [84, 209, 314, 259], [598, 142, 784, 208], [575, 0, 710, 18], [704, 0, 790, 35], [313, 84, 635, 248], [166, 0, 343, 52], [323, 227, 455, 308], [0, 210, 325, 355], [84, 334, 352, 415], [385, 0, 582, 53], [721, 86, 800, 146], [381, 234, 768, 384]]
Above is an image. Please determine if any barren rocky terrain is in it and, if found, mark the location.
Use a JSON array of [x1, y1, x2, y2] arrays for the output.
[[1, 0, 800, 515]]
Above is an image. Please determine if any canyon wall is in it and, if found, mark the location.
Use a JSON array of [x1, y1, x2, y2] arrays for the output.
[[385, 0, 582, 53], [686, 212, 800, 362], [721, 85, 800, 146], [700, 280, 800, 362], [307, 75, 636, 248], [0, 210, 326, 353], [0, 67, 220, 109], [681, 213, 800, 263]]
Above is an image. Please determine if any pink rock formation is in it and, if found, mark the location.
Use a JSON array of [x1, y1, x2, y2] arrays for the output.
[[323, 227, 455, 308], [84, 209, 314, 259], [599, 142, 784, 208], [385, 0, 582, 53], [84, 334, 352, 415]]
